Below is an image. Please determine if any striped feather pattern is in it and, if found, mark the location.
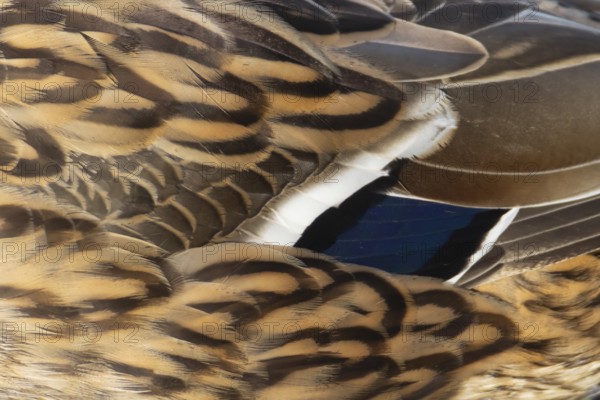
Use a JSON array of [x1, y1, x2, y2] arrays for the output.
[[0, 0, 598, 398], [0, 0, 487, 256], [391, 0, 600, 207], [455, 194, 600, 288], [0, 244, 598, 398]]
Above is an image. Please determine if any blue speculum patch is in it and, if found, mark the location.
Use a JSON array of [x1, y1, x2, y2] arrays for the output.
[[298, 190, 503, 277]]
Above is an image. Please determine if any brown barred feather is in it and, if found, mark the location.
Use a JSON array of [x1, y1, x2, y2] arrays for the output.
[[0, 243, 598, 398], [0, 0, 597, 399], [0, 0, 488, 251]]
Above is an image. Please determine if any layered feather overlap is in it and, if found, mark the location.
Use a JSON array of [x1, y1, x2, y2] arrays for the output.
[[0, 0, 598, 398]]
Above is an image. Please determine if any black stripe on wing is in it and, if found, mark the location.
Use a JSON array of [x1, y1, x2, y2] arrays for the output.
[[457, 194, 600, 287]]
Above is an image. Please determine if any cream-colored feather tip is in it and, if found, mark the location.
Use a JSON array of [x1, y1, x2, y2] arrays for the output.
[[0, 0, 597, 399]]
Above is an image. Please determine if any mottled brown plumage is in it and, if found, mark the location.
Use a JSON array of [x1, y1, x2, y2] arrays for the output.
[[0, 0, 598, 398], [1, 243, 598, 399]]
